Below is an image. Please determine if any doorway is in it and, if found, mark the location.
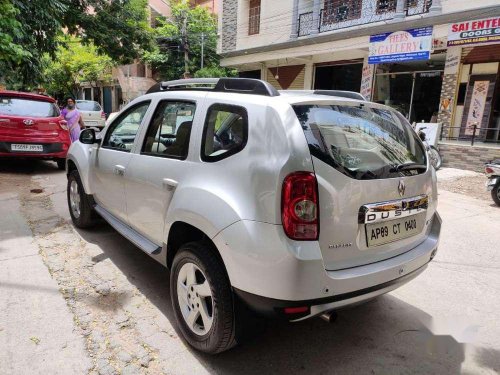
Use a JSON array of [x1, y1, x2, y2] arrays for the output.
[[373, 70, 443, 123], [314, 63, 363, 91]]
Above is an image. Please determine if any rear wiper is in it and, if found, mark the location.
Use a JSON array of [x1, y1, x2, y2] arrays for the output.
[[390, 162, 427, 172]]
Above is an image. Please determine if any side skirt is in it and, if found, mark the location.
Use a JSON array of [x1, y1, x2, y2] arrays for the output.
[[94, 205, 162, 255]]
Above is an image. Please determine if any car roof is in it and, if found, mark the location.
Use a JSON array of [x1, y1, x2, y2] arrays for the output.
[[0, 90, 56, 103]]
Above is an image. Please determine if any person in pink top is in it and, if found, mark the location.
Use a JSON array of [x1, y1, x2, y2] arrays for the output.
[[61, 98, 85, 142]]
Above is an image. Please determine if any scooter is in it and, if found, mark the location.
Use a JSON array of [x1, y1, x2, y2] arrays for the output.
[[485, 159, 500, 206]]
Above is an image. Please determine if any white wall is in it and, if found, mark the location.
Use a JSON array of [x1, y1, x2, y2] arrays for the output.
[[235, 0, 294, 50]]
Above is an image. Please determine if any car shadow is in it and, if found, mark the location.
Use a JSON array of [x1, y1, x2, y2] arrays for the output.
[[0, 158, 62, 175], [72, 223, 500, 374]]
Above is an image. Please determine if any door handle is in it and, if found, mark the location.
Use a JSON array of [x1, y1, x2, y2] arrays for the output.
[[114, 165, 126, 176], [162, 178, 178, 191]]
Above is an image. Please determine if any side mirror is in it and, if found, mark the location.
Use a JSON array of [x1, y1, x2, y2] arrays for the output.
[[79, 128, 97, 144], [418, 131, 426, 141]]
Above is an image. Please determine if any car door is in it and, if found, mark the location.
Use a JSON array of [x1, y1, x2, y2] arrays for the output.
[[91, 100, 151, 222], [125, 99, 197, 245]]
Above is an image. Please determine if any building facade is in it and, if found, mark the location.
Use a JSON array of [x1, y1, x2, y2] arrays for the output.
[[218, 0, 500, 167]]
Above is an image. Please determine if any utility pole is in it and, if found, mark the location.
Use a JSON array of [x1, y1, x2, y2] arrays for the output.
[[201, 33, 205, 69], [180, 9, 189, 78]]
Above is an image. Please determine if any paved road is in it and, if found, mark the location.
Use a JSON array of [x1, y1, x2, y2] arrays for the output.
[[1, 159, 499, 374]]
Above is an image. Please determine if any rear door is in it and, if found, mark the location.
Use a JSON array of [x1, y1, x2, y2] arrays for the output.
[[124, 99, 197, 244], [293, 103, 436, 270], [0, 95, 63, 152]]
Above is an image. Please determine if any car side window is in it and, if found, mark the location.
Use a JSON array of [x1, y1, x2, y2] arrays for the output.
[[142, 101, 195, 160], [102, 101, 150, 152], [201, 104, 248, 162]]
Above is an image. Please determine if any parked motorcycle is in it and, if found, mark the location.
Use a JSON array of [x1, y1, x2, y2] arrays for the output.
[[418, 127, 443, 170], [485, 160, 500, 206]]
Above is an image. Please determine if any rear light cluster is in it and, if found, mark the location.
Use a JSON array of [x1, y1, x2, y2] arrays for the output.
[[486, 167, 494, 174], [101, 111, 106, 118], [59, 120, 68, 131], [281, 172, 319, 240]]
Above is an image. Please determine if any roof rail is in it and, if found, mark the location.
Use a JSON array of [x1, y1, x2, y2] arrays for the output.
[[146, 78, 280, 97], [314, 90, 367, 101]]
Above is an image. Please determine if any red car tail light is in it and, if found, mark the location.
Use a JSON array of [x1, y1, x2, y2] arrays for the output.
[[101, 111, 106, 118], [281, 172, 319, 240], [59, 119, 68, 131], [485, 167, 494, 174]]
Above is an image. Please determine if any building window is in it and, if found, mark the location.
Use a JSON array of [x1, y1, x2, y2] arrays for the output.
[[322, 0, 361, 23], [248, 0, 261, 35], [376, 0, 397, 13]]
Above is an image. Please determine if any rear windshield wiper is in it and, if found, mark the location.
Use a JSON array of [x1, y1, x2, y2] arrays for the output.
[[390, 162, 427, 172]]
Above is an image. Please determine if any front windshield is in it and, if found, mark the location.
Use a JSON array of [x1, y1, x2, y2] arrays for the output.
[[293, 104, 427, 180]]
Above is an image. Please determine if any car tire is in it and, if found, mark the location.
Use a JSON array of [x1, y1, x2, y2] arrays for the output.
[[170, 242, 237, 354], [67, 170, 97, 228], [56, 159, 66, 170], [491, 182, 500, 206]]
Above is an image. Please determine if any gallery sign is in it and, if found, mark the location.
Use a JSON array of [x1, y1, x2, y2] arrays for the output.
[[368, 27, 433, 64], [447, 17, 500, 47]]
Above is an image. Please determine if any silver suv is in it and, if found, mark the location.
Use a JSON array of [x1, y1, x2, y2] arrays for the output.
[[66, 78, 441, 353]]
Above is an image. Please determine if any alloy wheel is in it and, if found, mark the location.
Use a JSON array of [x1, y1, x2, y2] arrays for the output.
[[177, 262, 214, 335], [69, 179, 81, 219]]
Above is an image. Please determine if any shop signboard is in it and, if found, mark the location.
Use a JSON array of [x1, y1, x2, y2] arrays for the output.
[[368, 27, 433, 64], [447, 17, 500, 47], [465, 80, 489, 135]]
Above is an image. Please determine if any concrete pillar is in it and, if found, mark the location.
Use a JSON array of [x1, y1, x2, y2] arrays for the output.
[[437, 46, 461, 136], [429, 0, 442, 15], [260, 63, 267, 81], [290, 0, 299, 39], [311, 0, 321, 35], [304, 61, 314, 89], [393, 0, 406, 20]]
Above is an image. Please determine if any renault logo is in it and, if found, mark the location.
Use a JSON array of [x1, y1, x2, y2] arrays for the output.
[[23, 119, 34, 126], [398, 180, 406, 197]]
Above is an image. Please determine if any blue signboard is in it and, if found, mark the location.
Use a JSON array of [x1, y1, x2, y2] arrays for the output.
[[368, 26, 433, 64]]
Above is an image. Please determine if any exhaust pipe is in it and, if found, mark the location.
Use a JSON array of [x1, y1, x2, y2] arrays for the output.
[[320, 311, 337, 323]]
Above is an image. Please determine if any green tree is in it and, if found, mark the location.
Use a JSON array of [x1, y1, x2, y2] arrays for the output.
[[0, 0, 152, 89], [43, 37, 114, 98], [143, 0, 234, 80]]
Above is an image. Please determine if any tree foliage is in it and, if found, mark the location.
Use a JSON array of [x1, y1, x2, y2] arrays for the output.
[[42, 37, 114, 98], [0, 0, 152, 89], [143, 0, 234, 80]]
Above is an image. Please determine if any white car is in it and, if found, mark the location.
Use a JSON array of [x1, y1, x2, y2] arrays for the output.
[[76, 100, 106, 128], [65, 78, 441, 354]]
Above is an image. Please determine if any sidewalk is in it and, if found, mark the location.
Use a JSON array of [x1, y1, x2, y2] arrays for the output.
[[0, 190, 91, 375]]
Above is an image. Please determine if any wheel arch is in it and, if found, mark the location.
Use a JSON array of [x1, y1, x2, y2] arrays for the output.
[[165, 221, 227, 276]]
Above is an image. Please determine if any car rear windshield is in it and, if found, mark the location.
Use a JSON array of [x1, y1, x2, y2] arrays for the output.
[[0, 96, 60, 118], [293, 104, 427, 180], [77, 101, 102, 111]]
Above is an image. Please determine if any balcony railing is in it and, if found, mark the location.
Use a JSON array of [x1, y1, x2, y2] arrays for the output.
[[298, 11, 314, 37], [297, 0, 433, 37]]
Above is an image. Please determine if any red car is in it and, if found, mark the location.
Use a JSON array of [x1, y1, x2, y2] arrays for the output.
[[0, 91, 71, 169]]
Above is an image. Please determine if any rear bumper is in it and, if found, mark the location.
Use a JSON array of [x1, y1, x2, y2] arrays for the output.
[[0, 138, 70, 159], [235, 263, 427, 321], [215, 213, 441, 318]]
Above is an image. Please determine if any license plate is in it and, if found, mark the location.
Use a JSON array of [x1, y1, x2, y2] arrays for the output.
[[86, 121, 98, 125], [365, 214, 425, 247], [11, 144, 43, 152]]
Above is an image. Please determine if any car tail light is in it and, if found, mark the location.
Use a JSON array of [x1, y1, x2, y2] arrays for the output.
[[485, 167, 494, 174], [284, 306, 309, 314], [281, 172, 319, 240], [59, 120, 68, 131], [101, 111, 106, 118]]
